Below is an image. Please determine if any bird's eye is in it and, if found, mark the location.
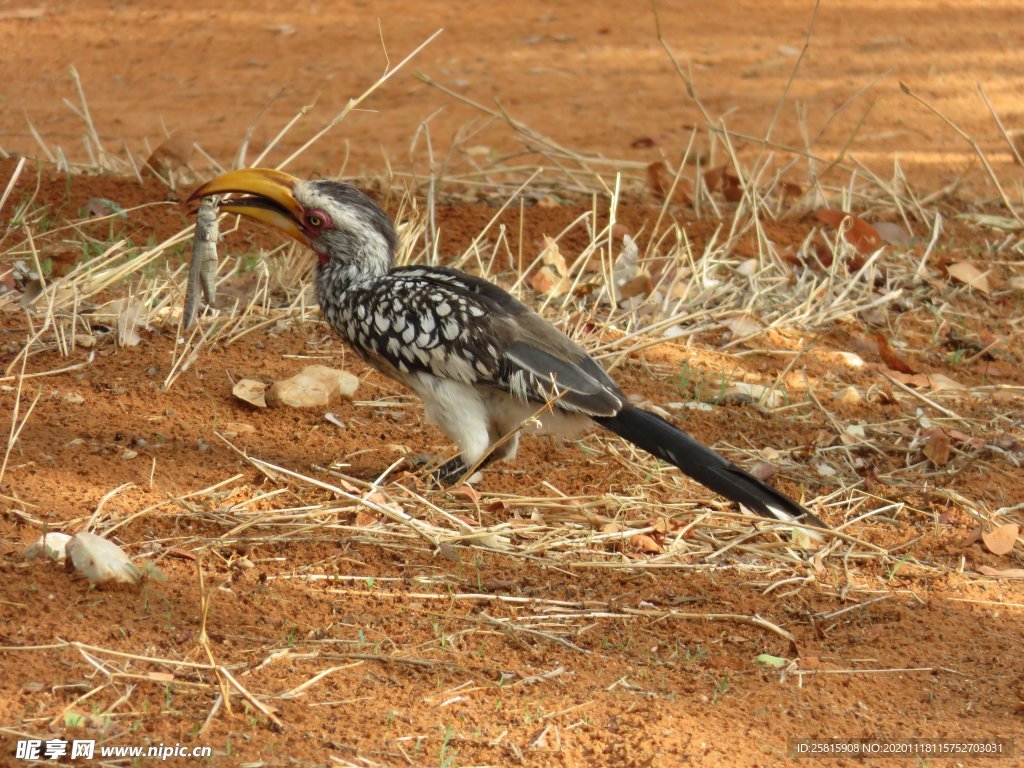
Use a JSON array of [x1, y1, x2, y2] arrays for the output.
[[307, 213, 324, 229]]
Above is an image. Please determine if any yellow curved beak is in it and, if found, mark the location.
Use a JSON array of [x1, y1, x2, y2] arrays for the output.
[[187, 168, 310, 246]]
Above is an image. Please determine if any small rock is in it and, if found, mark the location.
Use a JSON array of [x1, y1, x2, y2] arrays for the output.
[[266, 366, 358, 409], [65, 532, 141, 585], [266, 375, 330, 409], [233, 379, 268, 408], [221, 421, 256, 435], [833, 386, 862, 405], [24, 532, 73, 562]]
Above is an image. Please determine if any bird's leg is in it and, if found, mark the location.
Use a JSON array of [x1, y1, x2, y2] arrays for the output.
[[414, 430, 520, 486], [416, 451, 501, 486]]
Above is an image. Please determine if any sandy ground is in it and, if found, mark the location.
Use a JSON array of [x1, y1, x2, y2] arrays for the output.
[[2, 1, 1024, 767]]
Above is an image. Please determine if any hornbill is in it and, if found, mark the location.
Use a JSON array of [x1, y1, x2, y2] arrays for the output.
[[188, 169, 827, 535]]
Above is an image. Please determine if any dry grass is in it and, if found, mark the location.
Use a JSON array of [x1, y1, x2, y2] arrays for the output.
[[2, 24, 1023, 761]]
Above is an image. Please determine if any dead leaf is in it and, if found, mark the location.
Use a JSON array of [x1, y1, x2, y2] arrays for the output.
[[449, 485, 482, 503], [528, 266, 563, 295], [600, 522, 625, 552], [724, 314, 763, 339], [875, 333, 917, 374], [528, 237, 572, 296], [977, 565, 1024, 579], [221, 421, 256, 436], [143, 134, 194, 177], [735, 258, 759, 277], [982, 523, 1019, 556], [81, 197, 126, 219], [946, 262, 991, 295], [355, 509, 380, 527], [646, 160, 691, 204], [233, 379, 268, 408], [45, 250, 82, 277], [926, 373, 964, 391], [631, 534, 663, 554], [112, 298, 147, 347], [922, 428, 952, 467], [814, 209, 883, 255], [333, 476, 363, 494], [779, 181, 803, 203], [833, 386, 862, 406], [872, 221, 913, 247], [616, 273, 653, 302], [721, 171, 743, 202]]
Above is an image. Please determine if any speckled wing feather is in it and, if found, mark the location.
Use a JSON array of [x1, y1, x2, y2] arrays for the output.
[[328, 265, 624, 416]]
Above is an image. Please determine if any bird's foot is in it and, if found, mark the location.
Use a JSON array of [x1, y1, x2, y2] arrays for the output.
[[408, 454, 475, 486]]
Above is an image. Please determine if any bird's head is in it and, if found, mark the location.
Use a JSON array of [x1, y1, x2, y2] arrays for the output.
[[187, 168, 397, 278]]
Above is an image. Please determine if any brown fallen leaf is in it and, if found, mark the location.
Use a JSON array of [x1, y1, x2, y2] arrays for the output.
[[616, 273, 653, 302], [922, 428, 952, 467], [528, 266, 562, 295], [963, 526, 983, 547], [982, 523, 1019, 556], [528, 237, 572, 296], [46, 249, 83, 278], [600, 522, 625, 552], [875, 332, 917, 374], [925, 373, 964, 391], [355, 509, 380, 527], [749, 461, 777, 483], [722, 171, 743, 202], [449, 484, 482, 503], [946, 261, 992, 295], [233, 378, 268, 408], [646, 160, 691, 204], [815, 209, 883, 255], [631, 534, 663, 554], [945, 428, 983, 451], [143, 133, 194, 177], [779, 181, 803, 204], [702, 165, 725, 192], [872, 221, 913, 247], [724, 314, 764, 339]]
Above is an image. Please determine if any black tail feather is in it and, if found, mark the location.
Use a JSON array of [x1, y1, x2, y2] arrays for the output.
[[595, 406, 827, 531]]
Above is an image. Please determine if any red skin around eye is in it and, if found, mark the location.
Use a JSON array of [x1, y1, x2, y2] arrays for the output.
[[303, 211, 334, 264], [303, 210, 333, 233]]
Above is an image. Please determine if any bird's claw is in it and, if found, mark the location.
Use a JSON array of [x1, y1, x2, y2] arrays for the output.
[[408, 454, 470, 486]]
